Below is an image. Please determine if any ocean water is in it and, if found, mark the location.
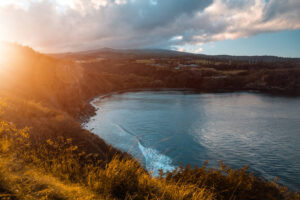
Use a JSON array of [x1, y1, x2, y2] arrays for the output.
[[84, 91, 300, 191]]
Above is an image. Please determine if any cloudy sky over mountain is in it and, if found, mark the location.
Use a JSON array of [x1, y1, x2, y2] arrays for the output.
[[0, 0, 299, 56]]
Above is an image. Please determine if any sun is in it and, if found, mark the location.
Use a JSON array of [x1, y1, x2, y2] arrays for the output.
[[0, 43, 5, 63], [0, 42, 7, 64], [0, 42, 13, 68]]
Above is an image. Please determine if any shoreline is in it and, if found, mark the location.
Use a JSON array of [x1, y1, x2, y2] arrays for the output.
[[79, 87, 245, 124], [79, 87, 299, 124]]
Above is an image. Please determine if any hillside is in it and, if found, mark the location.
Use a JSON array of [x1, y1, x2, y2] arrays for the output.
[[0, 43, 299, 199], [52, 47, 300, 97], [51, 48, 300, 65]]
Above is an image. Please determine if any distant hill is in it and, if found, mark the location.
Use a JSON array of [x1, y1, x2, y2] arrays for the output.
[[50, 48, 300, 64]]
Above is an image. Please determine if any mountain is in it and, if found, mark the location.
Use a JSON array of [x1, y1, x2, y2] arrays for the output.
[[51, 48, 300, 64]]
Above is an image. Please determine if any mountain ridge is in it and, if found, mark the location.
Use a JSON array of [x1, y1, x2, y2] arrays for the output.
[[50, 47, 300, 62]]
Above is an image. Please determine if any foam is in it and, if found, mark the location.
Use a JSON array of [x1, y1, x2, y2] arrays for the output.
[[138, 142, 175, 176], [114, 123, 175, 176]]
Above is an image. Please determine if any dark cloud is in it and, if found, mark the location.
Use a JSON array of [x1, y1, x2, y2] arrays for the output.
[[263, 0, 300, 21], [0, 0, 299, 52]]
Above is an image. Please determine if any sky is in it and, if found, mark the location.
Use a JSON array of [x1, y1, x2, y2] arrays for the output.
[[0, 0, 299, 57]]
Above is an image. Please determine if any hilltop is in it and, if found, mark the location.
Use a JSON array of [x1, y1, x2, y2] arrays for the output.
[[51, 47, 300, 64]]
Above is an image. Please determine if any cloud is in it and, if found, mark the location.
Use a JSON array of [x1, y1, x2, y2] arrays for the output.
[[0, 0, 299, 53]]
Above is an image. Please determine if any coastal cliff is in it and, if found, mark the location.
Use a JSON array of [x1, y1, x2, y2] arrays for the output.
[[0, 43, 299, 199]]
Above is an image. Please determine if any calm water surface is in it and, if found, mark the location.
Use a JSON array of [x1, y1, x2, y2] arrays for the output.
[[84, 91, 300, 191]]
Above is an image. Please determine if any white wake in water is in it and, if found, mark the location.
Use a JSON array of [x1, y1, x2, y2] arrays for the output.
[[138, 142, 175, 176], [114, 123, 175, 176]]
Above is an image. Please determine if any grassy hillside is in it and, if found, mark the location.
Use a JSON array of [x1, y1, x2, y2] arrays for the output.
[[0, 43, 299, 199]]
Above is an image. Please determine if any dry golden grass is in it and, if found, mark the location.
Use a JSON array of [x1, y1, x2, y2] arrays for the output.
[[0, 157, 101, 200]]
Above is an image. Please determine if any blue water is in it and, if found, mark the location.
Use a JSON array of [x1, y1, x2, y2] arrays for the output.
[[84, 91, 300, 191]]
